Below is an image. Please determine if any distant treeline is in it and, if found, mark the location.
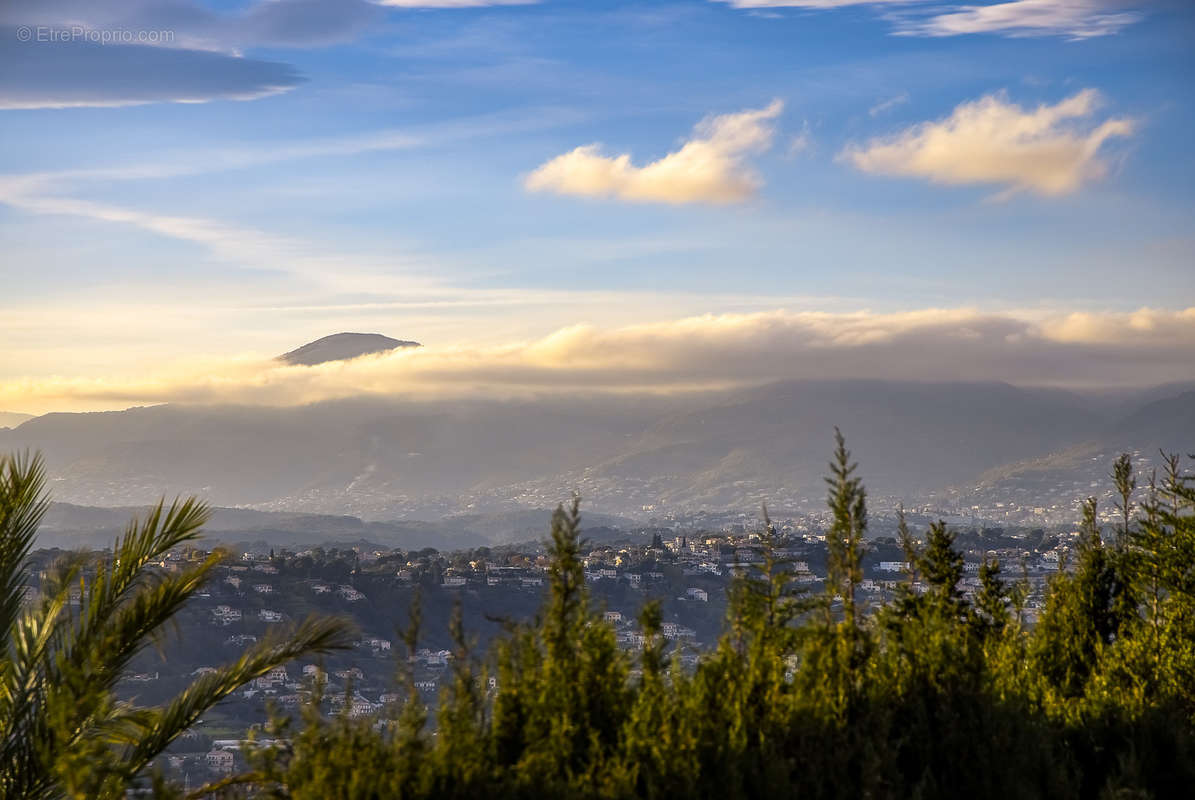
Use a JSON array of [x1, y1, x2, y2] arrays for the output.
[[1, 434, 1193, 800]]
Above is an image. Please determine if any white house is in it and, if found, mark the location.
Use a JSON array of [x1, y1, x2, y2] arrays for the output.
[[349, 695, 378, 718], [205, 750, 235, 775]]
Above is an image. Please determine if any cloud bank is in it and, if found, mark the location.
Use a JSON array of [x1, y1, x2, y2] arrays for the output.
[[841, 89, 1133, 196], [525, 101, 783, 205], [3, 307, 1193, 413]]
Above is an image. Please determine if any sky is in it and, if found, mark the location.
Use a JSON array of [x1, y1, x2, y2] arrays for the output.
[[0, 0, 1193, 413]]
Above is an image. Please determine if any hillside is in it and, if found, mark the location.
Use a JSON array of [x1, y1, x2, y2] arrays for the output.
[[525, 380, 1107, 516], [0, 412, 34, 429], [939, 390, 1195, 524], [34, 501, 638, 550]]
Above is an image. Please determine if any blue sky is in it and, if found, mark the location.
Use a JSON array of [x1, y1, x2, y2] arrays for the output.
[[0, 0, 1192, 411]]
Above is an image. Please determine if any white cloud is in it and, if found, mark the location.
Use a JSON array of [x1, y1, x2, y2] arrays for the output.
[[841, 89, 1134, 196], [524, 101, 784, 205], [3, 307, 1193, 413], [713, 0, 1145, 38], [713, 1, 910, 7], [902, 0, 1143, 40]]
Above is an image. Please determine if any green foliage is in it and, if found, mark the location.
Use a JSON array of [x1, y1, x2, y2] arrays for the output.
[[0, 452, 354, 800]]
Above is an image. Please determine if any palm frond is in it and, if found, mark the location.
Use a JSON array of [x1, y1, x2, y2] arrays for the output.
[[115, 615, 354, 772], [0, 452, 50, 654]]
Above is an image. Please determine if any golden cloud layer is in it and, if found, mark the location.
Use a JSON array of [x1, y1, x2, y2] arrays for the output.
[[524, 101, 783, 205], [841, 89, 1133, 196], [3, 307, 1192, 414]]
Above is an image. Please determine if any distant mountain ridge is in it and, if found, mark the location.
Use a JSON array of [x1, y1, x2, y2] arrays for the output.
[[35, 501, 637, 550], [1, 380, 1191, 530], [277, 332, 420, 366], [0, 412, 34, 430]]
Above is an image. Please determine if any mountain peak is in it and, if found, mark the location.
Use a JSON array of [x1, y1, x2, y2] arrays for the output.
[[277, 333, 421, 366]]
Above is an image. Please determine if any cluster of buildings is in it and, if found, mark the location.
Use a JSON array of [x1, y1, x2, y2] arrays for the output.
[[102, 514, 1091, 786]]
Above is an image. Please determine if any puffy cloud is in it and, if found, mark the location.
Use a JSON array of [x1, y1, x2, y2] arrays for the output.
[[3, 307, 1193, 413], [524, 101, 783, 205], [841, 89, 1134, 196], [902, 0, 1143, 40]]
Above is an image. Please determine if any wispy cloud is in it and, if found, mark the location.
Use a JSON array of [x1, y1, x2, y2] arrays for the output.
[[0, 0, 519, 54], [869, 92, 909, 117], [713, 1, 911, 8], [4, 307, 1193, 412], [525, 101, 784, 205], [897, 0, 1144, 40], [0, 0, 533, 109], [713, 0, 1145, 38], [0, 107, 584, 288], [0, 34, 304, 109], [377, 0, 538, 6], [841, 89, 1134, 196]]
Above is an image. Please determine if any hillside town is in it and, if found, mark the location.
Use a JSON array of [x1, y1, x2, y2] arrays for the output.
[[23, 512, 1087, 787]]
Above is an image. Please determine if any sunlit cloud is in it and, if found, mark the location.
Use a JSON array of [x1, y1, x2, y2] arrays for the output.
[[4, 307, 1192, 413], [841, 89, 1134, 196], [525, 101, 783, 205]]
